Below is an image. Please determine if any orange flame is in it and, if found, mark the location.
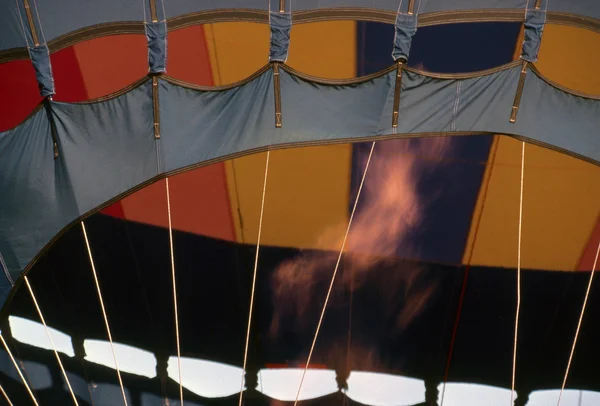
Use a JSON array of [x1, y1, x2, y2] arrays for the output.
[[270, 137, 451, 348]]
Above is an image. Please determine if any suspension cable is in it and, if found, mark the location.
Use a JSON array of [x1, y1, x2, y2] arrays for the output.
[[25, 276, 79, 405], [293, 141, 376, 406], [239, 151, 270, 406], [81, 221, 129, 406], [0, 383, 13, 406], [511, 142, 525, 405], [557, 240, 600, 406], [0, 333, 38, 405], [165, 177, 184, 405]]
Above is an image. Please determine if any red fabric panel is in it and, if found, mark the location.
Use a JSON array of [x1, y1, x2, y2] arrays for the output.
[[0, 60, 42, 131], [578, 217, 600, 271]]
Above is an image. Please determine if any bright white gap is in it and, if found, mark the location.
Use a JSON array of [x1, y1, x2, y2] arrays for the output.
[[347, 371, 425, 406], [258, 368, 337, 401], [528, 389, 600, 406], [438, 382, 515, 406], [8, 316, 74, 357], [84, 340, 156, 379], [167, 356, 243, 398]]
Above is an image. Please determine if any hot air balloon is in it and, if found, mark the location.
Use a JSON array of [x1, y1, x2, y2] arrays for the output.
[[0, 1, 599, 405]]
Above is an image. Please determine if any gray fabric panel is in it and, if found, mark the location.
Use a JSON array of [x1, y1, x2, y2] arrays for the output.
[[1, 63, 599, 310], [51, 82, 157, 217], [164, 0, 268, 19], [159, 71, 276, 173], [0, 0, 28, 50], [510, 71, 600, 160], [2, 0, 600, 52], [0, 109, 78, 283]]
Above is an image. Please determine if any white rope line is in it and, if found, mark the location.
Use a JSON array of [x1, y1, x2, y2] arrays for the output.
[[25, 276, 79, 405], [557, 239, 600, 406], [238, 151, 270, 406], [0, 333, 38, 405], [293, 141, 376, 406], [511, 142, 525, 405], [165, 177, 184, 405], [0, 382, 13, 406], [81, 221, 129, 406]]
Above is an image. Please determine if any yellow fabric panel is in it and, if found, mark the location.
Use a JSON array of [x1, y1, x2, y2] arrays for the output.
[[536, 25, 600, 94], [469, 24, 600, 271], [206, 22, 356, 249], [286, 21, 357, 79]]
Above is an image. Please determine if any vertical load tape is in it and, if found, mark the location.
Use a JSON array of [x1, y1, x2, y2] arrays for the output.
[[152, 76, 161, 138], [19, 0, 55, 97], [269, 1, 290, 128], [273, 63, 282, 128], [511, 0, 546, 123], [391, 1, 416, 127], [392, 61, 404, 128], [146, 0, 167, 73]]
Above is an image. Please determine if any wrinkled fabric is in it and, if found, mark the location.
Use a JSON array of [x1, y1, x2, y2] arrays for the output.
[[392, 13, 418, 62], [269, 12, 291, 63], [146, 21, 167, 73], [1, 0, 599, 52], [521, 7, 546, 62], [0, 63, 599, 309], [29, 45, 55, 97]]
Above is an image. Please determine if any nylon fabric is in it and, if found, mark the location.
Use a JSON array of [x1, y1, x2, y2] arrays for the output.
[[51, 82, 157, 218], [0, 109, 78, 284], [0, 63, 599, 309], [269, 12, 291, 63], [392, 13, 418, 62], [1, 1, 600, 53], [29, 45, 54, 97], [146, 22, 167, 73], [522, 4, 547, 62]]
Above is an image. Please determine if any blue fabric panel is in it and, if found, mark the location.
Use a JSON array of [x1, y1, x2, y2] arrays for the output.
[[392, 13, 418, 62], [410, 22, 522, 72], [29, 45, 55, 97], [521, 8, 546, 62], [51, 83, 157, 217], [0, 109, 78, 284], [146, 21, 167, 73], [269, 12, 291, 63]]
